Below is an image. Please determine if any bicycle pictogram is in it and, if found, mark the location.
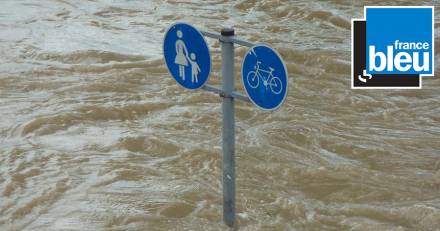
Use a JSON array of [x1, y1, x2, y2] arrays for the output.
[[246, 61, 283, 94]]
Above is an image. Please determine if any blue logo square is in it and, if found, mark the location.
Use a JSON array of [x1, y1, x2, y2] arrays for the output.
[[366, 7, 433, 75]]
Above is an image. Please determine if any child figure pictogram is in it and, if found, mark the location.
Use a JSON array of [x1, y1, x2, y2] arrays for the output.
[[189, 53, 201, 83]]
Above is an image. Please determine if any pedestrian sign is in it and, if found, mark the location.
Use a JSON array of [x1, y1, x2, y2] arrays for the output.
[[163, 23, 211, 90]]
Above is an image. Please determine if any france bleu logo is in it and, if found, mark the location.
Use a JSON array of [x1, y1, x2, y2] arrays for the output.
[[352, 6, 434, 89]]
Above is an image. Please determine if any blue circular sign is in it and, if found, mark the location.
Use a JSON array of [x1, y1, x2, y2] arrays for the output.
[[242, 44, 288, 110], [163, 23, 211, 90]]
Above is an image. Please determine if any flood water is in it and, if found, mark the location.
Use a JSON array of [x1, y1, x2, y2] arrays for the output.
[[1, 0, 440, 230]]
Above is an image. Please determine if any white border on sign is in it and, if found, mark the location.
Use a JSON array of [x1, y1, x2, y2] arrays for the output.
[[162, 22, 212, 90], [351, 6, 435, 90], [241, 43, 289, 111]]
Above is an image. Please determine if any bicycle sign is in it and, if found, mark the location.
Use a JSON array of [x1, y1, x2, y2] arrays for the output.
[[242, 44, 288, 110]]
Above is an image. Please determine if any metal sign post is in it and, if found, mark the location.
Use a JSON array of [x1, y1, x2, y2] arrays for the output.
[[163, 23, 288, 227], [220, 28, 235, 227]]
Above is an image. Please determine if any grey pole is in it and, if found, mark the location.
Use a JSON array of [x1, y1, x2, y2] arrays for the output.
[[221, 27, 235, 227]]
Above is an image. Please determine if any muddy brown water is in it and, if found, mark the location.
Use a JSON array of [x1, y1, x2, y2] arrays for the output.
[[0, 0, 440, 230]]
